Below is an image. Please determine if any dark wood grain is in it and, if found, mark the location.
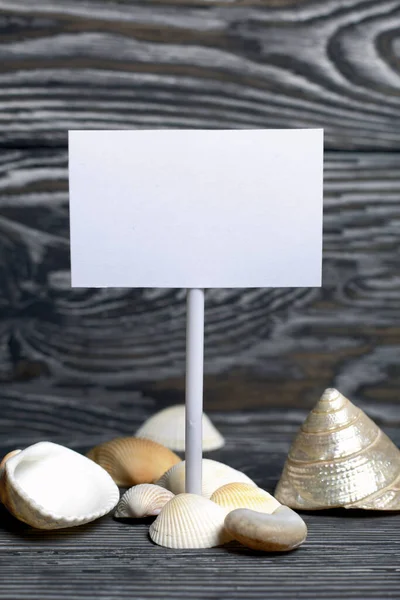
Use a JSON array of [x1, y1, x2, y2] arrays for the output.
[[0, 149, 399, 409], [0, 0, 400, 148], [0, 1, 399, 597], [0, 393, 399, 600]]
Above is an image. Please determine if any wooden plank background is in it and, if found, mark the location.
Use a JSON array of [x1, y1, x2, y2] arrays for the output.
[[1, 0, 400, 149], [0, 0, 399, 410]]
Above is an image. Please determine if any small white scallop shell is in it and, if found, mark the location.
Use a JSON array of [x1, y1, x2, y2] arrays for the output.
[[155, 459, 256, 498], [149, 493, 232, 548], [210, 483, 281, 515], [114, 484, 174, 519], [0, 442, 119, 530], [135, 405, 224, 451]]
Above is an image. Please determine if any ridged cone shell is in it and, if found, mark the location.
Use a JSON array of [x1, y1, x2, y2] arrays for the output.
[[135, 405, 224, 451], [87, 437, 181, 487], [224, 506, 307, 552], [114, 484, 174, 518], [0, 442, 119, 529], [275, 388, 400, 510], [155, 459, 256, 498], [149, 493, 232, 548], [211, 483, 281, 515]]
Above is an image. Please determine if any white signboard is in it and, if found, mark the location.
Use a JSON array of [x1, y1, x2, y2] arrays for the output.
[[69, 129, 323, 288]]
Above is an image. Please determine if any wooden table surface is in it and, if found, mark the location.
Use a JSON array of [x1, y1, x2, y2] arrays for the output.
[[0, 388, 399, 600]]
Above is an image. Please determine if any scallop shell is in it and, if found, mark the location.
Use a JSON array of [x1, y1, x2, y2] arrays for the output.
[[135, 405, 224, 451], [210, 483, 281, 515], [275, 388, 400, 510], [114, 484, 174, 518], [224, 506, 307, 552], [0, 442, 119, 529], [149, 493, 232, 548], [155, 459, 256, 498], [87, 437, 181, 487]]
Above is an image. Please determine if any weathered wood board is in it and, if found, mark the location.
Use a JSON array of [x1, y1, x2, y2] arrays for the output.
[[0, 0, 399, 148], [0, 150, 399, 409]]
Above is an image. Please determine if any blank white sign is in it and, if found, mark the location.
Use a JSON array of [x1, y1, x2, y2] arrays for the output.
[[69, 129, 323, 288]]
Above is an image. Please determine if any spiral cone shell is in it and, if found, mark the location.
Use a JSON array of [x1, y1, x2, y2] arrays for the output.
[[275, 388, 400, 510], [155, 459, 256, 498], [114, 484, 174, 518], [87, 437, 181, 487], [211, 483, 281, 515], [149, 493, 232, 548], [135, 405, 224, 451]]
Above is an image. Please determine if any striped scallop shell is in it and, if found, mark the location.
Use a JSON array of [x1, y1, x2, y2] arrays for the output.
[[211, 483, 281, 515], [135, 405, 224, 451], [149, 493, 232, 548], [87, 437, 181, 487], [114, 484, 174, 518], [155, 459, 256, 498], [275, 388, 400, 510]]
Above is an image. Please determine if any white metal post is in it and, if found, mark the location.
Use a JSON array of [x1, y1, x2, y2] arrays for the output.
[[185, 288, 204, 495]]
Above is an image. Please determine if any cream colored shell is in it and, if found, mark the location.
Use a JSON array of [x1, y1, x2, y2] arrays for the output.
[[135, 405, 224, 451], [155, 459, 255, 498], [149, 493, 232, 548], [210, 483, 281, 515], [0, 449, 21, 472], [0, 442, 119, 530], [224, 506, 307, 552], [114, 484, 174, 519], [87, 437, 181, 487], [275, 388, 400, 510]]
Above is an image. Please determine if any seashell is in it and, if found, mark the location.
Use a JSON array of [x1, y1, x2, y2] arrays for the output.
[[155, 459, 256, 498], [114, 484, 174, 519], [0, 450, 21, 473], [0, 441, 119, 529], [135, 404, 224, 451], [149, 493, 232, 548], [87, 437, 181, 487], [224, 506, 307, 552], [275, 388, 400, 510], [0, 450, 22, 504], [210, 483, 281, 515]]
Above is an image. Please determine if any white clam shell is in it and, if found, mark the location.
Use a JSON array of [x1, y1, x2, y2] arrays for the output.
[[155, 459, 256, 498], [149, 493, 232, 549], [114, 484, 174, 518], [0, 442, 119, 529], [136, 405, 224, 451], [210, 483, 281, 515]]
